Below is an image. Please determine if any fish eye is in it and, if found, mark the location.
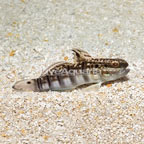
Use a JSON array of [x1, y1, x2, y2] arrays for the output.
[[27, 81, 31, 84], [112, 61, 119, 67]]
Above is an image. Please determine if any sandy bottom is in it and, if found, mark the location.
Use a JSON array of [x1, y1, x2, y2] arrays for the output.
[[0, 0, 144, 143]]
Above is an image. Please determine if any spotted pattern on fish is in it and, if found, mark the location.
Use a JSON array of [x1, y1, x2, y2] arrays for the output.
[[12, 49, 130, 92]]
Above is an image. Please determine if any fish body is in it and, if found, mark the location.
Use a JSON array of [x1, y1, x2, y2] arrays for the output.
[[13, 49, 130, 92]]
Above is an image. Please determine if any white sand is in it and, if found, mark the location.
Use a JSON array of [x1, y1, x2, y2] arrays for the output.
[[0, 0, 144, 143]]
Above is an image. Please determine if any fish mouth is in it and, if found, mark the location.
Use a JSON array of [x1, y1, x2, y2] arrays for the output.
[[110, 68, 130, 78], [117, 68, 130, 76], [112, 68, 130, 79], [102, 67, 129, 74], [101, 68, 130, 82]]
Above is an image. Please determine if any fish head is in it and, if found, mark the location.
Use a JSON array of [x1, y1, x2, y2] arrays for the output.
[[99, 58, 129, 74], [12, 79, 36, 91], [102, 59, 128, 70], [97, 59, 130, 82]]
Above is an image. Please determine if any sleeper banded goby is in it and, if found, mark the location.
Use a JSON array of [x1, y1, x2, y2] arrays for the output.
[[12, 49, 130, 92]]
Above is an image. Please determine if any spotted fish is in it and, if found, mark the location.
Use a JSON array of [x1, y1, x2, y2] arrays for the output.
[[12, 49, 130, 92]]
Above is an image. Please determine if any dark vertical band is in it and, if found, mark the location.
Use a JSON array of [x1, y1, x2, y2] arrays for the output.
[[46, 75, 51, 88], [69, 75, 77, 85], [57, 75, 64, 87], [83, 74, 89, 82], [36, 78, 42, 91], [36, 79, 40, 91]]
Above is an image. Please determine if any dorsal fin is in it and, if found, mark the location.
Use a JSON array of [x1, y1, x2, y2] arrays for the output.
[[40, 61, 72, 77], [72, 48, 92, 63]]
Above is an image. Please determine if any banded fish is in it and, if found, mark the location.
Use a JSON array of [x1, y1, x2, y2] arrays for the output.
[[12, 49, 130, 92]]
